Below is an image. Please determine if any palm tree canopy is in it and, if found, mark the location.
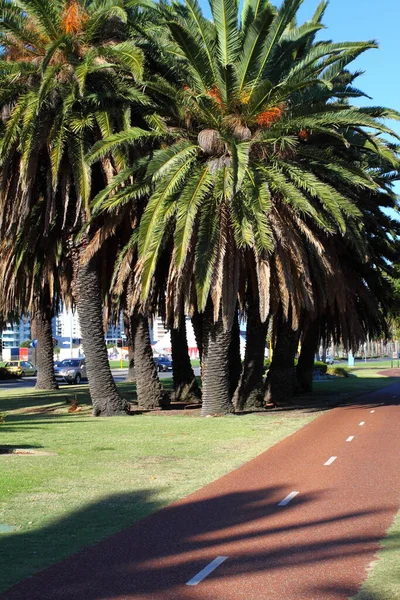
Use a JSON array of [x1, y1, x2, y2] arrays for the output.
[[0, 0, 148, 316], [89, 0, 400, 329]]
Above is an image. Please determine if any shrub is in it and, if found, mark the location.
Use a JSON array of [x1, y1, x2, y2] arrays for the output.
[[313, 361, 328, 374], [263, 359, 271, 372], [0, 367, 19, 380], [327, 366, 350, 378]]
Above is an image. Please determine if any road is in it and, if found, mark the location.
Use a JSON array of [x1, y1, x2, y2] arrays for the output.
[[2, 382, 400, 600], [0, 368, 201, 390], [0, 359, 394, 391]]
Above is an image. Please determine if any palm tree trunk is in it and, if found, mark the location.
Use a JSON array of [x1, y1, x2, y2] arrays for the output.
[[126, 343, 135, 382], [201, 302, 233, 416], [32, 298, 58, 391], [0, 317, 3, 363], [171, 310, 201, 403], [233, 297, 269, 411], [133, 313, 170, 410], [76, 256, 128, 416], [264, 309, 300, 406], [296, 319, 320, 393], [191, 310, 203, 363], [228, 307, 242, 398], [124, 313, 135, 382]]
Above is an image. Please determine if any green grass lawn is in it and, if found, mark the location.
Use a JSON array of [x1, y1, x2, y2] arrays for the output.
[[350, 359, 399, 370], [109, 359, 129, 368], [0, 367, 399, 595], [108, 359, 200, 369], [311, 368, 398, 398]]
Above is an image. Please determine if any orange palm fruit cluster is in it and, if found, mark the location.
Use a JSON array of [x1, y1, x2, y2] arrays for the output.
[[256, 105, 284, 127], [206, 87, 224, 106], [62, 0, 88, 34], [298, 129, 309, 140]]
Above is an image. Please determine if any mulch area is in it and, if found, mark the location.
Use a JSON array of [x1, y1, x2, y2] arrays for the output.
[[377, 368, 400, 377]]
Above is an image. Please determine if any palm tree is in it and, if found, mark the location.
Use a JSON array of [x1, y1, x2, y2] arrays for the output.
[[271, 193, 400, 402], [233, 286, 269, 410], [294, 151, 400, 395], [124, 312, 136, 382], [88, 0, 399, 414], [0, 206, 60, 390], [131, 312, 170, 409], [0, 0, 146, 413], [170, 308, 201, 403]]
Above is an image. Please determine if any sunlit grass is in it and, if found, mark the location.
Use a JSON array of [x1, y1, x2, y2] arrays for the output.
[[352, 510, 400, 600]]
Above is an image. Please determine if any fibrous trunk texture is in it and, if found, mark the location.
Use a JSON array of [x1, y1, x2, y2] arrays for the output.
[[264, 311, 300, 406], [76, 256, 128, 416], [126, 343, 135, 382], [234, 298, 269, 411], [171, 311, 201, 403], [201, 303, 233, 416], [190, 310, 203, 363], [228, 308, 242, 398], [124, 313, 136, 382], [32, 294, 58, 390], [296, 319, 320, 393], [133, 313, 170, 410]]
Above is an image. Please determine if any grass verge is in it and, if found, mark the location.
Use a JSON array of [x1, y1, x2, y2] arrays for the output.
[[351, 509, 400, 600], [109, 359, 129, 368], [310, 368, 398, 404]]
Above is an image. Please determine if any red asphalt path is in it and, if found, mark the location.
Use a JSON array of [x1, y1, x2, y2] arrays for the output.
[[2, 383, 400, 600]]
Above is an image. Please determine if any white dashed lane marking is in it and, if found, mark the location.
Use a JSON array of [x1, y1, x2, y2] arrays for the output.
[[278, 491, 299, 506], [370, 410, 375, 413], [186, 557, 228, 586], [346, 436, 354, 442], [359, 422, 365, 426], [324, 456, 337, 466]]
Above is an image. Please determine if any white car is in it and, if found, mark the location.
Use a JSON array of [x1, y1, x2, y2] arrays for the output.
[[324, 356, 334, 365]]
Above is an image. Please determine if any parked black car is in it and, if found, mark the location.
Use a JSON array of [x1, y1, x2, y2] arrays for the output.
[[154, 356, 173, 372]]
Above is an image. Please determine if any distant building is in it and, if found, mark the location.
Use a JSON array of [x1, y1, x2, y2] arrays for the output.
[[52, 308, 125, 355], [1, 316, 31, 348], [150, 316, 168, 344], [105, 315, 124, 343]]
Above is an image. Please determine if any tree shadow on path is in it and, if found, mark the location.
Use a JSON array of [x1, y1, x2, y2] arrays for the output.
[[1, 484, 398, 600]]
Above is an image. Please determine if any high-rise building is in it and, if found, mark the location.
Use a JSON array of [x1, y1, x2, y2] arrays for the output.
[[52, 308, 125, 350], [1, 317, 31, 348], [150, 316, 168, 343]]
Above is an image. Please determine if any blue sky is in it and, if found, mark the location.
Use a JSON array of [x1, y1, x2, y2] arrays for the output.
[[297, 0, 400, 127], [297, 0, 400, 199]]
